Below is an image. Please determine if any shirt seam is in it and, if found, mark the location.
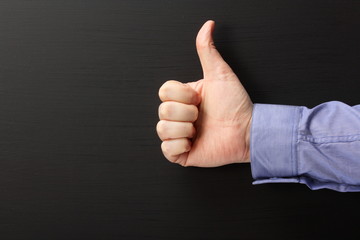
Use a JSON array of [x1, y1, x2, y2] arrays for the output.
[[255, 176, 360, 188], [291, 107, 296, 177], [299, 134, 360, 144], [295, 107, 302, 177], [299, 176, 360, 188]]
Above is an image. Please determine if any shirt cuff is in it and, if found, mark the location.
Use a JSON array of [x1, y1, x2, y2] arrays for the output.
[[250, 104, 302, 184]]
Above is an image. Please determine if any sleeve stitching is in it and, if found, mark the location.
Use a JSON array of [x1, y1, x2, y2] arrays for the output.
[[295, 107, 303, 177], [299, 134, 360, 144]]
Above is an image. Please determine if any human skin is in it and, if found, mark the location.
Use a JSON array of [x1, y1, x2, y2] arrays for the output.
[[157, 20, 253, 167]]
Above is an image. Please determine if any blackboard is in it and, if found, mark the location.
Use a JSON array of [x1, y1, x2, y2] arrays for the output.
[[1, 0, 359, 239]]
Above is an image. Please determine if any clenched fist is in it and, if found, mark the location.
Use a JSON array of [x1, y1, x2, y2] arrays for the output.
[[157, 20, 253, 167]]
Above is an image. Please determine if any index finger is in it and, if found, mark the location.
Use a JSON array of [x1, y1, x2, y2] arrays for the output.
[[159, 80, 200, 105]]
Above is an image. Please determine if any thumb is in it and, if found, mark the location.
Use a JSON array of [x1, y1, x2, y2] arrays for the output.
[[196, 20, 233, 79]]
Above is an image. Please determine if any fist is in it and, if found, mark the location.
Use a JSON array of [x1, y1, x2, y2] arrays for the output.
[[157, 20, 253, 167], [157, 80, 201, 162]]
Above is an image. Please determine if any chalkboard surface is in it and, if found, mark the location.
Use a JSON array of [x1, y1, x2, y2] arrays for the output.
[[0, 1, 359, 239]]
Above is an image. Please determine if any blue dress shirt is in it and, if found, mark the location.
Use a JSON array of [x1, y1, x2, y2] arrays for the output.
[[250, 101, 360, 192]]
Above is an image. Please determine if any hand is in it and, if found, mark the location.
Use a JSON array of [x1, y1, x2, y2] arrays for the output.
[[157, 20, 253, 167]]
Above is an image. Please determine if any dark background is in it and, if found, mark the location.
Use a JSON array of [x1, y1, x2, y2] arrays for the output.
[[0, 0, 359, 239]]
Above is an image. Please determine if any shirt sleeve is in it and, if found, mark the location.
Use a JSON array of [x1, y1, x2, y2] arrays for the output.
[[250, 101, 360, 192]]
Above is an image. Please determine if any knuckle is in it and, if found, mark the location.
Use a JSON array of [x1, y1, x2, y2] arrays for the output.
[[158, 104, 162, 118], [159, 85, 169, 101], [159, 102, 171, 119], [196, 41, 208, 49], [161, 141, 170, 157], [196, 40, 215, 50], [159, 80, 180, 101], [216, 66, 236, 79], [161, 141, 175, 162], [158, 88, 166, 101], [156, 120, 167, 139]]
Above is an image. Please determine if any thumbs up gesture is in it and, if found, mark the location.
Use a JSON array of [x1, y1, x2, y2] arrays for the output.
[[157, 21, 253, 167]]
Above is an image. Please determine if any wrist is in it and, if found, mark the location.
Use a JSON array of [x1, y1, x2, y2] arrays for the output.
[[244, 114, 252, 163]]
